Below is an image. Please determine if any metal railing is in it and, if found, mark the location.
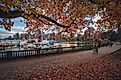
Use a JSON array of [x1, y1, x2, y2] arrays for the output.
[[0, 42, 93, 60]]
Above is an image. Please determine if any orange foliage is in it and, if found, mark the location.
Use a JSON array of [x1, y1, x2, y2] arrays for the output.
[[0, 0, 121, 33]]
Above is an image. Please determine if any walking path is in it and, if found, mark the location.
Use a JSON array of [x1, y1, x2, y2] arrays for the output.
[[0, 43, 121, 80]]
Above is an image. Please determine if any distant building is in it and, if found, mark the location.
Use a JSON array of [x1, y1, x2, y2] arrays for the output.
[[0, 33, 14, 39], [13, 33, 20, 40], [20, 31, 42, 40]]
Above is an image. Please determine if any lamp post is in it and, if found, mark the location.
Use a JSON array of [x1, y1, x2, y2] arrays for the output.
[[41, 27, 43, 41], [19, 41, 20, 50]]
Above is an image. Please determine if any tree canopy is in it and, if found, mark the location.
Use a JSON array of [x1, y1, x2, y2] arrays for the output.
[[0, 0, 121, 34]]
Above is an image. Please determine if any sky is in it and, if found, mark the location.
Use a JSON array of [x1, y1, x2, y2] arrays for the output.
[[0, 14, 100, 37], [0, 17, 25, 34]]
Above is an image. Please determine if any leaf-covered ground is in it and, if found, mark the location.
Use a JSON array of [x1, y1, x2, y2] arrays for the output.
[[27, 50, 121, 80], [0, 48, 121, 80]]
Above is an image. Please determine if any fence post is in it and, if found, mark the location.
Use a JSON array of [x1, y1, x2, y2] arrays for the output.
[[72, 46, 75, 51], [58, 46, 63, 53], [7, 51, 12, 60], [37, 49, 40, 55], [91, 42, 93, 49]]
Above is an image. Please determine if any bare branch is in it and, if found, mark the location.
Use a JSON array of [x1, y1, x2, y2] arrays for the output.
[[0, 10, 22, 18]]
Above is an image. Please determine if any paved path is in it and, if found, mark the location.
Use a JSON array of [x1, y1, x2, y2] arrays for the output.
[[0, 43, 121, 80]]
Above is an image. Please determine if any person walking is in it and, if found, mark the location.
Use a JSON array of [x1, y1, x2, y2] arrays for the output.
[[93, 41, 99, 54]]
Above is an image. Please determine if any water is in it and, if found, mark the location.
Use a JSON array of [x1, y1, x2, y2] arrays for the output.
[[1, 40, 20, 44]]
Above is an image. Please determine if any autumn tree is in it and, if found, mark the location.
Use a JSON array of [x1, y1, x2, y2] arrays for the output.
[[0, 0, 121, 36]]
